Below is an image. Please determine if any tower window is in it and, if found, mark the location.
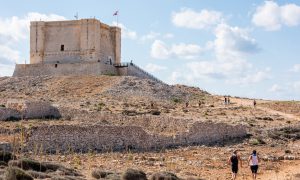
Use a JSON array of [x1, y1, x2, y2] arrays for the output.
[[60, 45, 64, 51]]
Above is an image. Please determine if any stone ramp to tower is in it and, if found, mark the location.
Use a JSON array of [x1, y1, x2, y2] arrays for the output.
[[115, 62, 164, 84]]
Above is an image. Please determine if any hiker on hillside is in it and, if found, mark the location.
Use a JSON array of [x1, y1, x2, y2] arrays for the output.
[[253, 100, 257, 107], [228, 150, 242, 180], [228, 96, 230, 105], [248, 150, 259, 179], [185, 101, 189, 108], [224, 96, 227, 105], [198, 100, 202, 107]]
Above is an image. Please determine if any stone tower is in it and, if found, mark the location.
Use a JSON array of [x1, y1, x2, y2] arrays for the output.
[[30, 19, 121, 65]]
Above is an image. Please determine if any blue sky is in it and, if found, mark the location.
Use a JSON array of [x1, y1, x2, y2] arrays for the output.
[[0, 0, 300, 100]]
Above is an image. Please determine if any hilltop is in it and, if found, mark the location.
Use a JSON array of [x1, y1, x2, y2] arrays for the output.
[[0, 75, 300, 179]]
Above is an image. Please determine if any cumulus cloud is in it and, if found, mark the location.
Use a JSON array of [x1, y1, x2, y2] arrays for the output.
[[269, 84, 283, 92], [167, 22, 267, 85], [150, 40, 170, 59], [145, 63, 167, 73], [150, 40, 206, 60], [172, 8, 223, 29], [0, 12, 66, 76], [252, 1, 300, 31], [112, 22, 137, 40], [290, 64, 300, 72], [214, 23, 259, 60], [140, 32, 160, 41]]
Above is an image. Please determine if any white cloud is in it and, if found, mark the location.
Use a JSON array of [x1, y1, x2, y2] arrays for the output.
[[0, 64, 15, 77], [140, 32, 174, 42], [0, 12, 66, 76], [269, 84, 283, 92], [292, 81, 300, 92], [214, 23, 259, 60], [252, 1, 300, 31], [150, 40, 170, 59], [172, 8, 223, 29], [290, 64, 300, 72], [150, 40, 204, 60], [163, 33, 174, 39], [145, 63, 167, 73], [0, 45, 20, 65], [140, 32, 160, 41], [230, 68, 271, 85], [112, 22, 137, 40]]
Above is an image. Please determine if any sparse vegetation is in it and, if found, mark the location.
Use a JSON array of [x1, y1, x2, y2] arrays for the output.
[[4, 167, 33, 180]]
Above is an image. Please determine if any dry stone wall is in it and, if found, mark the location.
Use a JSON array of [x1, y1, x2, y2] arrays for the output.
[[0, 108, 21, 121], [25, 122, 246, 153], [0, 100, 61, 120]]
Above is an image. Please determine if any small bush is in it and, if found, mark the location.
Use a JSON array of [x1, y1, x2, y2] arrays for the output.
[[26, 170, 51, 179], [0, 105, 5, 108], [122, 169, 147, 180], [249, 138, 265, 145], [285, 150, 292, 154], [150, 110, 161, 116], [8, 159, 47, 172], [4, 167, 33, 180], [0, 151, 14, 163], [151, 172, 179, 180], [172, 98, 182, 103], [92, 169, 113, 179]]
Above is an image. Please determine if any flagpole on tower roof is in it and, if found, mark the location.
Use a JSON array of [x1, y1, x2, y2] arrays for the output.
[[113, 10, 119, 27]]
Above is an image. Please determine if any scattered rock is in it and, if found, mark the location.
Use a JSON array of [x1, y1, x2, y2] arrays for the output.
[[4, 167, 33, 180], [92, 169, 113, 179], [150, 172, 179, 180], [122, 169, 147, 180]]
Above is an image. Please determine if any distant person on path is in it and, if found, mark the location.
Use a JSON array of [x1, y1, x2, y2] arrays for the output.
[[253, 100, 257, 107], [185, 101, 189, 108], [228, 96, 230, 105], [248, 150, 259, 179], [228, 150, 242, 180], [224, 96, 227, 105]]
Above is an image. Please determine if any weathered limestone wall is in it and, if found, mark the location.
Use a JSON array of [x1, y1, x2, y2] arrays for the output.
[[13, 62, 117, 77], [1, 100, 61, 120], [0, 108, 20, 121], [30, 19, 121, 65], [25, 122, 246, 153]]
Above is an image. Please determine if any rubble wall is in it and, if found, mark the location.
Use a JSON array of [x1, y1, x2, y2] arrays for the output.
[[26, 122, 247, 153]]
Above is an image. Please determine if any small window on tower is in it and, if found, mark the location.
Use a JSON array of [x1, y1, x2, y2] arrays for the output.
[[60, 45, 64, 51]]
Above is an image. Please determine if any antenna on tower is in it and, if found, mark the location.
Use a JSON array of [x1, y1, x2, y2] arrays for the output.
[[74, 12, 79, 20]]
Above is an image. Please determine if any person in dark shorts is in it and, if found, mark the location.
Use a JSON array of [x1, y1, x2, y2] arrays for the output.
[[228, 150, 242, 180], [248, 150, 259, 179]]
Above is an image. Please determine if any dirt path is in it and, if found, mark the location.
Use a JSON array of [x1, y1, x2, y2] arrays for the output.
[[258, 160, 300, 180], [229, 98, 300, 121]]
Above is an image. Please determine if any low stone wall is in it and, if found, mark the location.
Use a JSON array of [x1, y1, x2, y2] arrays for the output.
[[25, 122, 246, 153], [0, 108, 20, 121], [13, 62, 117, 77], [0, 100, 61, 120]]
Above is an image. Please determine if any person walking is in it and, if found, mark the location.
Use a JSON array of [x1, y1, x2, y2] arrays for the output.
[[248, 150, 259, 179], [253, 100, 257, 108], [228, 150, 242, 180]]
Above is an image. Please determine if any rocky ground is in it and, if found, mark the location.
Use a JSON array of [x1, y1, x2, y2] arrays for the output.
[[0, 75, 300, 179]]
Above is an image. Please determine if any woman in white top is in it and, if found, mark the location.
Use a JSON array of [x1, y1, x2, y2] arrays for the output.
[[248, 150, 259, 179]]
